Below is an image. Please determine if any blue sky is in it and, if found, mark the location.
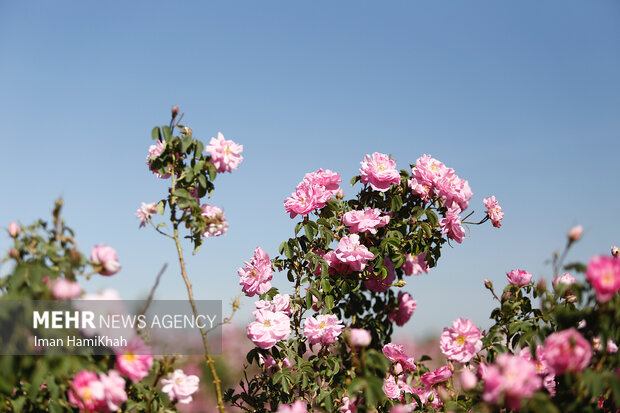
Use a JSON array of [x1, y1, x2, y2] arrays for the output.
[[1, 1, 619, 339]]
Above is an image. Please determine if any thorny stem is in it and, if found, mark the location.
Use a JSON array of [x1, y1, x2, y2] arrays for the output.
[[172, 224, 226, 413]]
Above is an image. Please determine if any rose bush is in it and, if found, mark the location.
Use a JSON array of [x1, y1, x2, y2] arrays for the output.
[[1, 107, 618, 412]]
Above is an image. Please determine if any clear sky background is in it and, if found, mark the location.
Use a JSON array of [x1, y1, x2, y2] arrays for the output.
[[1, 1, 619, 339]]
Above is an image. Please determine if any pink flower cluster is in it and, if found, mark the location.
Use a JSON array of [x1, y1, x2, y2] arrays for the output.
[[586, 255, 620, 302], [359, 152, 401, 192], [68, 370, 127, 412], [238, 246, 273, 297], [439, 318, 483, 363], [91, 245, 121, 276], [334, 234, 375, 272], [284, 169, 341, 218], [482, 353, 542, 410], [135, 202, 157, 228], [342, 208, 390, 234], [382, 344, 448, 410], [518, 346, 556, 396], [483, 195, 504, 228], [205, 132, 243, 173], [402, 253, 429, 276], [506, 269, 533, 287], [146, 140, 171, 179], [388, 291, 416, 327], [303, 314, 344, 346], [161, 369, 200, 404], [247, 308, 291, 349], [200, 204, 229, 238], [408, 154, 472, 210], [543, 328, 592, 375]]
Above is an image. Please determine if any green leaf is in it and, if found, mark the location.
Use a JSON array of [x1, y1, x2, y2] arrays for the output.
[[206, 162, 217, 181], [162, 125, 172, 141], [195, 140, 204, 156], [181, 135, 192, 153], [283, 241, 294, 260], [391, 194, 403, 212], [198, 174, 207, 190], [350, 175, 360, 186], [152, 126, 162, 141], [321, 278, 332, 293], [172, 188, 191, 199], [304, 221, 318, 239], [325, 294, 334, 309]]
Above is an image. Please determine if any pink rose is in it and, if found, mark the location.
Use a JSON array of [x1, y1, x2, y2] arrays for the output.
[[552, 272, 576, 302], [322, 250, 353, 275], [409, 155, 472, 210], [483, 196, 504, 228], [246, 309, 291, 349], [440, 206, 465, 244], [146, 140, 171, 179], [506, 269, 533, 287], [238, 246, 273, 297], [382, 343, 416, 372], [482, 353, 542, 410], [388, 291, 416, 326], [586, 255, 620, 302], [99, 369, 127, 411], [91, 244, 121, 276], [382, 374, 402, 399], [342, 208, 390, 234], [460, 369, 478, 390], [359, 152, 401, 192], [68, 371, 105, 412], [50, 278, 82, 299], [135, 202, 157, 228], [543, 328, 593, 375], [284, 169, 341, 218], [420, 365, 453, 387], [340, 396, 358, 413], [348, 328, 372, 347], [205, 132, 243, 173], [335, 234, 374, 272], [255, 293, 291, 315], [439, 318, 483, 363], [115, 337, 154, 382], [277, 400, 308, 413], [200, 204, 229, 238], [402, 253, 429, 276], [161, 369, 200, 404], [303, 314, 344, 346], [8, 221, 19, 238]]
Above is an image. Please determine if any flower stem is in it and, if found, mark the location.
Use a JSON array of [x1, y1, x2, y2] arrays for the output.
[[172, 225, 226, 413]]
